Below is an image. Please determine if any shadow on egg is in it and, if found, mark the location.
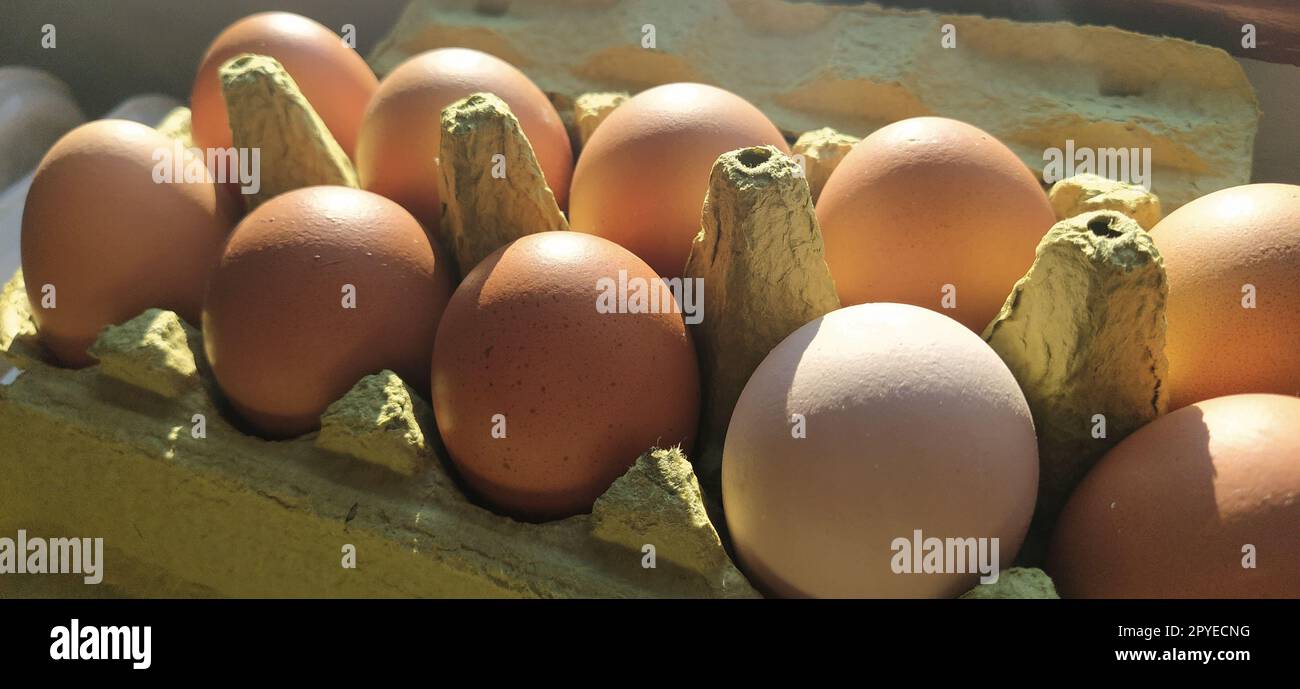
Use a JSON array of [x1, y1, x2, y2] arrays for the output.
[[1047, 395, 1300, 598]]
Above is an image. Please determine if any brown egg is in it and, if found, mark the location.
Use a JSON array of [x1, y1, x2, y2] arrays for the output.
[[1149, 183, 1300, 409], [816, 117, 1055, 332], [21, 119, 238, 367], [203, 186, 451, 439], [568, 83, 789, 278], [723, 303, 1039, 598], [432, 232, 700, 521], [356, 48, 573, 229], [1049, 394, 1300, 598], [190, 12, 377, 157]]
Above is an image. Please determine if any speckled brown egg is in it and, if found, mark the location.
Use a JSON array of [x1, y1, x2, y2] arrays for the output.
[[1049, 394, 1300, 598], [356, 47, 573, 229], [723, 303, 1039, 598], [191, 12, 377, 157], [1149, 183, 1300, 409], [568, 83, 789, 278], [21, 119, 238, 367], [816, 117, 1056, 332], [203, 186, 451, 439], [431, 232, 700, 521]]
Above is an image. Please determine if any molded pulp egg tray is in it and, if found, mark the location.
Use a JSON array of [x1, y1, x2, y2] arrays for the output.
[[0, 0, 1259, 597]]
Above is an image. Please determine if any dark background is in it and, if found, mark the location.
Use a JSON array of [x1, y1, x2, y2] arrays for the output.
[[0, 0, 409, 114]]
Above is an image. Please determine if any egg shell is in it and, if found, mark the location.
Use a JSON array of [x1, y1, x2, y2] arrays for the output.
[[190, 12, 377, 158], [356, 48, 573, 229], [568, 83, 789, 278], [723, 303, 1039, 598], [1048, 394, 1300, 598], [1149, 183, 1300, 409], [202, 186, 451, 439], [816, 116, 1056, 332], [21, 119, 238, 368], [431, 232, 700, 521]]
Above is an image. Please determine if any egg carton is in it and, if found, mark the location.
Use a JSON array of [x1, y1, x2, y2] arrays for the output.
[[0, 264, 1061, 598], [370, 0, 1260, 211], [0, 270, 758, 597], [0, 92, 1065, 598], [0, 67, 780, 597], [1, 1, 1222, 599]]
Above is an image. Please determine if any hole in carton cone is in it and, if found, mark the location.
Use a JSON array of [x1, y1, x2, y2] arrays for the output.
[[1087, 215, 1123, 238], [736, 147, 773, 170]]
